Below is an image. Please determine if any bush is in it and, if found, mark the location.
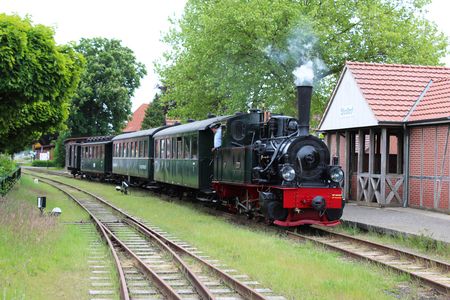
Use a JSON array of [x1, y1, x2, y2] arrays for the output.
[[31, 160, 56, 167], [0, 154, 16, 177]]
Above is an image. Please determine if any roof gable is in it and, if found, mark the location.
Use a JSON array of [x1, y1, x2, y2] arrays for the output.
[[123, 103, 149, 132], [320, 68, 378, 131]]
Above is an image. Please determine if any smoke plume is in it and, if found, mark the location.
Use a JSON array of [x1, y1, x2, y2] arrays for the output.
[[265, 22, 328, 86]]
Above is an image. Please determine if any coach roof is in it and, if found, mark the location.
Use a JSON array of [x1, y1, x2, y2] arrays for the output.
[[112, 126, 167, 141], [154, 116, 229, 137]]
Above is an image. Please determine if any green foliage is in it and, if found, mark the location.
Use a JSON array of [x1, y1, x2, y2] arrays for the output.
[[53, 132, 69, 167], [157, 0, 448, 126], [141, 94, 166, 129], [68, 38, 147, 137], [0, 14, 84, 153], [0, 154, 16, 177], [31, 159, 55, 167]]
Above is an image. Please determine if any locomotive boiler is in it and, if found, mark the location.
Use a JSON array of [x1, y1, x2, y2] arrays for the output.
[[212, 85, 344, 226]]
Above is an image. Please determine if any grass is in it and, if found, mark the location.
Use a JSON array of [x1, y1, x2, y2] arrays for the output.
[[48, 174, 419, 300], [334, 223, 450, 261], [0, 175, 116, 300]]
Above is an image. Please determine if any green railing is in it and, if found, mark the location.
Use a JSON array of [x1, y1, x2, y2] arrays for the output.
[[0, 167, 21, 196]]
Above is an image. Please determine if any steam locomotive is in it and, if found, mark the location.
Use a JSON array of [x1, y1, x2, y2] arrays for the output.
[[65, 85, 344, 227]]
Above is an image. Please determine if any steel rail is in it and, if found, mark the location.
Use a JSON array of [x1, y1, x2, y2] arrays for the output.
[[40, 178, 130, 300], [287, 230, 450, 295], [26, 170, 270, 300], [35, 176, 183, 299], [311, 225, 450, 273], [126, 218, 268, 300], [123, 218, 215, 300]]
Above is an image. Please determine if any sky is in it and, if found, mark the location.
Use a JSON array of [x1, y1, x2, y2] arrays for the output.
[[1, 0, 450, 111]]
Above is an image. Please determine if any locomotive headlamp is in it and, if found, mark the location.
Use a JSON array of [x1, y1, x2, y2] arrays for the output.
[[281, 165, 296, 182], [330, 167, 344, 183]]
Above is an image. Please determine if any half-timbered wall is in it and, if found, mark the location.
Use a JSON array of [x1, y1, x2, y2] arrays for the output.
[[409, 125, 450, 212]]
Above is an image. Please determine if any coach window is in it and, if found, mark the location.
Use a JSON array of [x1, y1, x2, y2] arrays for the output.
[[172, 137, 177, 159], [191, 135, 198, 159], [183, 136, 191, 159], [131, 142, 135, 157], [161, 139, 166, 158], [166, 138, 171, 158], [143, 140, 148, 158], [155, 139, 160, 158], [176, 137, 182, 158], [134, 141, 138, 157]]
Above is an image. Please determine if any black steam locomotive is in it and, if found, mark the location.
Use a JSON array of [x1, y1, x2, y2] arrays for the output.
[[65, 85, 344, 227]]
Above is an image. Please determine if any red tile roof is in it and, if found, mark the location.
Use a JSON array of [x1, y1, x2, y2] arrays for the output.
[[123, 103, 149, 132], [346, 62, 450, 122], [408, 77, 450, 122]]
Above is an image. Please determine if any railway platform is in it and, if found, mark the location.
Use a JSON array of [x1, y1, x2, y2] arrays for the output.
[[341, 202, 450, 244]]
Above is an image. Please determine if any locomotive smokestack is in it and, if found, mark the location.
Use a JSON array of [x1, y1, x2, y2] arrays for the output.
[[297, 85, 312, 136]]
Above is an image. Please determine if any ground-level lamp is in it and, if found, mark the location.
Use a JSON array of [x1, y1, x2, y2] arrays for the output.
[[37, 196, 46, 215]]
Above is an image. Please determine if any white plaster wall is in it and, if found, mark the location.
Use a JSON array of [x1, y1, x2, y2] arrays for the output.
[[320, 70, 378, 131]]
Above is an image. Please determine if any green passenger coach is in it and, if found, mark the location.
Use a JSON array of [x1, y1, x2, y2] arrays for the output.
[[80, 136, 113, 177], [153, 116, 229, 190], [112, 127, 166, 183]]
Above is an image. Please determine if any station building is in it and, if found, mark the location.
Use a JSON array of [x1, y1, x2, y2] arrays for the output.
[[319, 62, 450, 213]]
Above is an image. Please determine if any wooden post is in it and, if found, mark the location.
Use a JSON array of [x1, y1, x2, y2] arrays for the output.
[[369, 129, 375, 202], [326, 133, 332, 164], [335, 131, 340, 165], [344, 131, 351, 200], [397, 133, 403, 174], [380, 128, 387, 205], [357, 130, 364, 201]]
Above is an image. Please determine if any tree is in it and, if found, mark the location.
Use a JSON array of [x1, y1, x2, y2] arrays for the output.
[[157, 0, 448, 126], [68, 38, 147, 137], [0, 14, 84, 153], [141, 94, 166, 129], [53, 131, 69, 167]]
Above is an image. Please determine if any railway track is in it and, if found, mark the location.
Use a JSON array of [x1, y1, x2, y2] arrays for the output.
[[26, 171, 285, 300], [25, 168, 450, 296], [287, 227, 450, 295]]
